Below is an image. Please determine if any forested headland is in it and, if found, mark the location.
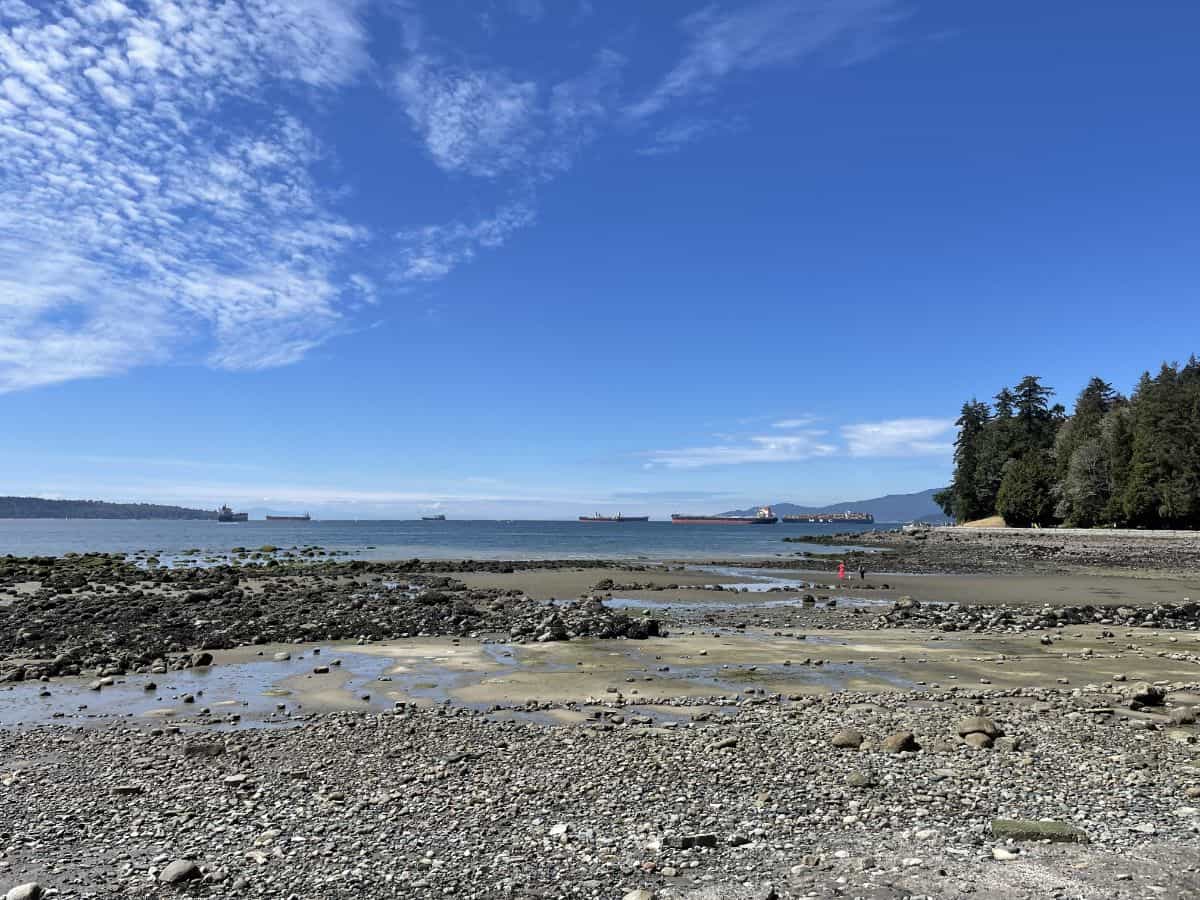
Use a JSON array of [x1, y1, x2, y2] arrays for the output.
[[935, 358, 1200, 529], [0, 497, 217, 520]]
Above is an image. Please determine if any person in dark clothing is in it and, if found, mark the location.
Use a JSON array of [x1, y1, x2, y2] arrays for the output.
[[859, 565, 867, 581]]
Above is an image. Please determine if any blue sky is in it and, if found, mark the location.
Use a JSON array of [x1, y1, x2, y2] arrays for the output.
[[1, 0, 1198, 518]]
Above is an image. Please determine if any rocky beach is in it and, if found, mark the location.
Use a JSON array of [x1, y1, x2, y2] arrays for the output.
[[2, 529, 1199, 899]]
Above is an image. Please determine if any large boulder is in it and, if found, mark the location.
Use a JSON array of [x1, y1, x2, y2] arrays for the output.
[[159, 860, 201, 884], [881, 731, 920, 753], [956, 716, 1001, 739], [831, 728, 864, 749], [1126, 682, 1166, 708]]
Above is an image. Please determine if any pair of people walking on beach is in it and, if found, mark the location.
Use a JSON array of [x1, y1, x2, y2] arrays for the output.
[[837, 561, 868, 581]]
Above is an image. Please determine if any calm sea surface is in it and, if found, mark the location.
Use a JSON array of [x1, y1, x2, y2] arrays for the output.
[[0, 519, 888, 561]]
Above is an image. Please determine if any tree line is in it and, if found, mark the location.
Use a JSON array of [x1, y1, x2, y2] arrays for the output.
[[0, 497, 217, 520], [935, 357, 1200, 528]]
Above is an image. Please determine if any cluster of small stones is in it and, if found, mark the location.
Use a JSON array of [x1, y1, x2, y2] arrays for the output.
[[0, 556, 661, 683], [879, 597, 1200, 633], [2, 685, 1199, 899]]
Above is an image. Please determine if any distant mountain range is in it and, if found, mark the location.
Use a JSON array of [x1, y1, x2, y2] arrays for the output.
[[722, 488, 949, 523], [0, 497, 216, 520]]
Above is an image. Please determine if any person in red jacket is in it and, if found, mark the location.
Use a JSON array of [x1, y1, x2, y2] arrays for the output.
[[837, 561, 846, 580]]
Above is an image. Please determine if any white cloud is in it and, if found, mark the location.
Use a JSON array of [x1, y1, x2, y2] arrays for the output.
[[636, 116, 745, 157], [841, 418, 955, 457], [649, 433, 837, 469], [388, 42, 622, 280], [0, 1, 39, 23], [628, 0, 903, 120], [395, 202, 536, 283], [0, 0, 372, 392], [393, 47, 623, 181], [647, 414, 953, 467], [394, 56, 540, 178]]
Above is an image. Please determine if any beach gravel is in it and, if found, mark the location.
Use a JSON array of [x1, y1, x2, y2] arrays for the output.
[[2, 688, 1199, 898]]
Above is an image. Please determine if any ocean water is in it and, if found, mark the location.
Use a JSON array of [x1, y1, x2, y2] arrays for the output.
[[0, 519, 887, 561]]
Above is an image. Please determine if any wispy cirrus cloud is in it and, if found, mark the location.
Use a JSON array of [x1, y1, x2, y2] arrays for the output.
[[772, 416, 818, 429], [390, 45, 623, 281], [636, 115, 747, 157], [649, 432, 838, 469], [628, 0, 905, 121], [394, 58, 540, 179], [395, 201, 536, 282], [841, 417, 955, 457], [0, 0, 372, 392], [647, 413, 953, 468]]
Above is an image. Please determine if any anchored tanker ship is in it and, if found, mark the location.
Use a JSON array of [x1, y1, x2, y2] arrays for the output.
[[671, 506, 778, 525], [782, 511, 874, 524], [578, 513, 650, 522], [216, 504, 248, 523]]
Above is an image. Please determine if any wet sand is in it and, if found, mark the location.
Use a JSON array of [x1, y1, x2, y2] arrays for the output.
[[7, 624, 1198, 730], [460, 564, 1200, 609]]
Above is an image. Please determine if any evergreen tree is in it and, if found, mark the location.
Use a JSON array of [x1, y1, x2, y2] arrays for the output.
[[935, 400, 991, 521], [1120, 364, 1200, 527], [997, 453, 1057, 527], [1013, 375, 1057, 452], [993, 388, 1016, 418], [1100, 405, 1134, 524], [941, 359, 1198, 530], [1054, 378, 1122, 524]]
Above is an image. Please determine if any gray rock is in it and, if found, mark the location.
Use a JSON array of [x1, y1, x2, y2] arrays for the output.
[[159, 860, 201, 884], [846, 771, 874, 788], [990, 819, 1089, 843], [1168, 706, 1196, 726], [183, 742, 224, 759], [6, 884, 45, 900], [956, 716, 1000, 738], [1127, 682, 1166, 707], [881, 730, 920, 753], [831, 727, 864, 749]]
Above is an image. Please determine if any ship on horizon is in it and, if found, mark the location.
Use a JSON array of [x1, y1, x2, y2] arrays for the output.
[[578, 512, 650, 523], [216, 504, 248, 523], [671, 506, 778, 525], [265, 512, 311, 521], [421, 514, 447, 521], [782, 510, 874, 524]]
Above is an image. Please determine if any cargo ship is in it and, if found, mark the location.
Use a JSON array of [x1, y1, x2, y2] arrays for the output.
[[421, 514, 447, 521], [671, 506, 778, 525], [265, 513, 310, 521], [217, 504, 248, 523], [782, 511, 874, 524], [578, 513, 650, 523]]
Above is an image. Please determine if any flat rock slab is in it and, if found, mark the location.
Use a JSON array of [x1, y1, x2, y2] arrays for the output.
[[991, 819, 1089, 843]]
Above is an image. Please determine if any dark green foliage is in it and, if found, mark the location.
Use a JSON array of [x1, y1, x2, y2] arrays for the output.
[[1121, 359, 1200, 528], [935, 400, 992, 521], [941, 359, 1200, 528], [997, 453, 1058, 526], [0, 497, 217, 520]]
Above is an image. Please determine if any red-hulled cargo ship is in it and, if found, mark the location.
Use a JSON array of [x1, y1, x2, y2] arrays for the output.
[[579, 513, 650, 522], [671, 506, 778, 525]]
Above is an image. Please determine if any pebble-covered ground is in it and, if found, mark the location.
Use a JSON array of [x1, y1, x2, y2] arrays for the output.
[[796, 527, 1200, 576], [2, 687, 1199, 899], [4, 542, 1200, 900]]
